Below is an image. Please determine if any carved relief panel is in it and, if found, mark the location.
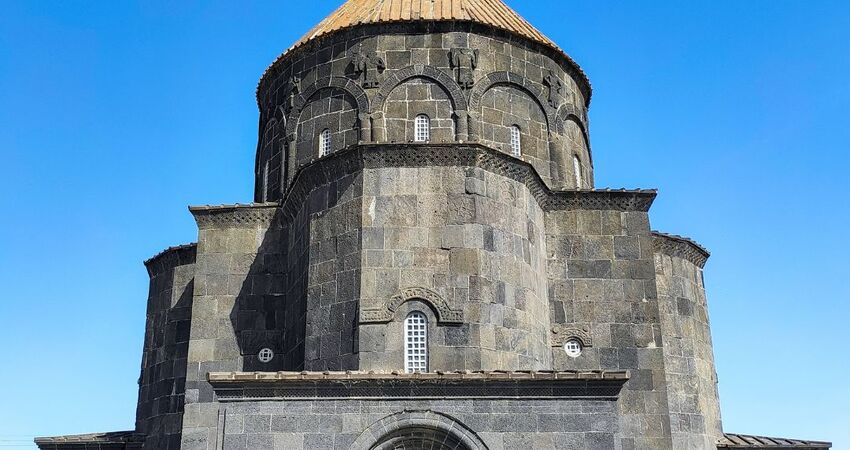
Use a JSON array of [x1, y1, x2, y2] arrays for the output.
[[449, 48, 479, 89], [351, 50, 386, 88]]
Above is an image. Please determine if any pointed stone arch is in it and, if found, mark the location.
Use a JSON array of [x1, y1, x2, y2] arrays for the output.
[[360, 287, 464, 325]]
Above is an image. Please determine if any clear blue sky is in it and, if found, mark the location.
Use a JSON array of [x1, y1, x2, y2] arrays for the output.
[[1, 1, 848, 448]]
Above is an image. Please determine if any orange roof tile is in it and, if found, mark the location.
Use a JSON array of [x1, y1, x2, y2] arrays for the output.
[[258, 0, 592, 106], [290, 0, 560, 56]]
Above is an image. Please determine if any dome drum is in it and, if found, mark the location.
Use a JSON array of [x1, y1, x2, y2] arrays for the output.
[[255, 23, 595, 203]]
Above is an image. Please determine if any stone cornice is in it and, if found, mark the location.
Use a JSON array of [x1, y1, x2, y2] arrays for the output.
[[208, 370, 629, 401], [280, 143, 656, 223], [652, 231, 711, 268], [189, 203, 279, 229], [718, 433, 832, 449], [143, 243, 197, 277], [34, 431, 144, 450]]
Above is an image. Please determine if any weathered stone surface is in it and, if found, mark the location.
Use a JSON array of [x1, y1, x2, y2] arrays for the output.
[[255, 22, 593, 203], [37, 3, 834, 450]]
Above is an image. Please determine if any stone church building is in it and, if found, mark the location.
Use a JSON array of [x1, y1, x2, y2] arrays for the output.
[[37, 1, 831, 449]]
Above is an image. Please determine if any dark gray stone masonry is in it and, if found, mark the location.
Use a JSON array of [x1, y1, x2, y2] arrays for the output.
[[36, 2, 833, 449]]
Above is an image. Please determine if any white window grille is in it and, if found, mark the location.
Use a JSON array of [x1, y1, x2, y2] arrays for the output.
[[564, 339, 582, 358], [258, 348, 274, 363], [510, 125, 522, 157], [319, 128, 331, 157], [404, 312, 428, 373], [573, 155, 583, 188], [414, 114, 430, 142], [511, 125, 522, 158]]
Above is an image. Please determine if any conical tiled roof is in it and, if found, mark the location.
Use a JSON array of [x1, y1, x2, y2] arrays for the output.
[[290, 0, 560, 54], [258, 0, 591, 105]]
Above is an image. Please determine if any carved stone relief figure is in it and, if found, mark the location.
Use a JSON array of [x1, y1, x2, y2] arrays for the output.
[[449, 48, 479, 89], [543, 70, 563, 108], [285, 75, 301, 114], [351, 50, 386, 88]]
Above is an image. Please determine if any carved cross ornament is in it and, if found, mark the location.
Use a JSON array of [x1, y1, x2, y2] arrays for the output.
[[284, 75, 301, 114], [543, 70, 563, 108], [449, 48, 479, 89], [351, 50, 386, 89]]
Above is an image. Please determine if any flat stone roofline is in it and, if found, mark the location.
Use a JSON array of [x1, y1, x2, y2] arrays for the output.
[[653, 231, 711, 268], [718, 433, 832, 449], [207, 370, 630, 402], [142, 242, 197, 276], [34, 431, 144, 450]]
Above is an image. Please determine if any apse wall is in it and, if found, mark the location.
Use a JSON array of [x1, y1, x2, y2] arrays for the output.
[[136, 244, 196, 450], [654, 233, 723, 449]]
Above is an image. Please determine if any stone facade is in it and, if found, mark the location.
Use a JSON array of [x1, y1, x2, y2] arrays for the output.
[[36, 1, 832, 449], [202, 372, 629, 450]]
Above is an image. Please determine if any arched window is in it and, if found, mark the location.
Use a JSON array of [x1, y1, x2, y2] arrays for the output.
[[373, 427, 469, 450], [510, 125, 522, 157], [319, 128, 331, 157], [404, 312, 428, 373], [573, 155, 583, 188], [414, 114, 430, 142]]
